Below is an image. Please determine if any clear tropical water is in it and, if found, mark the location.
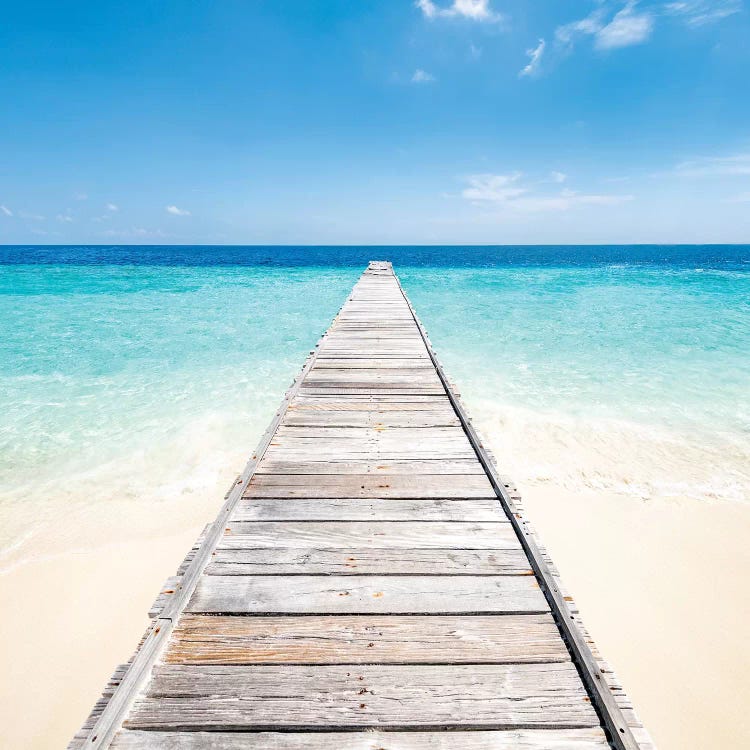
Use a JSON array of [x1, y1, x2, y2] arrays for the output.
[[1, 246, 748, 566]]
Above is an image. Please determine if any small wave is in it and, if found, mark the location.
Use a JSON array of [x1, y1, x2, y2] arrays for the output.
[[472, 400, 750, 504]]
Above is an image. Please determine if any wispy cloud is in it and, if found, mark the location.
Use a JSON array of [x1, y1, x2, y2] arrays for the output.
[[469, 42, 482, 60], [519, 38, 546, 77], [166, 205, 191, 216], [56, 213, 74, 223], [671, 152, 750, 177], [91, 203, 119, 222], [412, 68, 436, 83], [556, 7, 608, 48], [101, 227, 170, 239], [728, 191, 750, 202], [664, 0, 742, 27], [73, 192, 88, 201], [556, 2, 654, 52], [416, 0, 504, 23], [550, 171, 568, 183], [0, 205, 12, 217], [19, 211, 46, 221], [596, 1, 654, 49], [461, 172, 633, 212], [462, 173, 528, 202]]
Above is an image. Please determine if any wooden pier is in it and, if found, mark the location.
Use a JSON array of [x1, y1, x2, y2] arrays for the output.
[[72, 262, 654, 750]]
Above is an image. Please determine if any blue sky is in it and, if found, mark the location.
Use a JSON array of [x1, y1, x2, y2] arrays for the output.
[[1, 0, 749, 244]]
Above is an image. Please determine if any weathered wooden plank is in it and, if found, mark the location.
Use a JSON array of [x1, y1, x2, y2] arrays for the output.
[[301, 381, 444, 391], [206, 547, 532, 575], [264, 444, 475, 456], [265, 440, 475, 456], [271, 439, 470, 450], [166, 614, 568, 664], [318, 337, 425, 344], [299, 383, 445, 391], [255, 460, 485, 474], [306, 368, 440, 377], [232, 498, 505, 521], [244, 474, 494, 498], [187, 574, 546, 614], [220, 521, 515, 549], [291, 395, 450, 406], [260, 448, 478, 462], [299, 387, 447, 396], [113, 729, 610, 749], [274, 426, 467, 438], [312, 359, 433, 368], [125, 663, 597, 730], [283, 411, 461, 427], [299, 390, 448, 398], [315, 347, 429, 355]]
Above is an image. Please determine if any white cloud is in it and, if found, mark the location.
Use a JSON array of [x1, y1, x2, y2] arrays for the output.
[[56, 213, 74, 223], [73, 192, 88, 201], [672, 153, 750, 177], [106, 203, 119, 212], [166, 205, 191, 216], [559, 188, 634, 206], [469, 42, 482, 60], [416, 0, 503, 23], [19, 211, 46, 221], [412, 68, 436, 83], [462, 173, 528, 202], [461, 172, 633, 212], [520, 38, 546, 77], [729, 192, 750, 202], [555, 2, 654, 52], [101, 227, 169, 239], [556, 7, 608, 47], [664, 1, 742, 27], [596, 1, 654, 49], [416, 0, 438, 17], [550, 171, 568, 183], [0, 205, 12, 217]]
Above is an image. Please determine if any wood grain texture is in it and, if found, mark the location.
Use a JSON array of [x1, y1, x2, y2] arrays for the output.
[[232, 498, 506, 521], [244, 474, 494, 498], [220, 521, 518, 549], [166, 614, 568, 664], [283, 411, 460, 427], [291, 395, 449, 408], [187, 574, 547, 614], [254, 459, 485, 475], [113, 729, 609, 749], [206, 547, 533, 575], [125, 663, 598, 730]]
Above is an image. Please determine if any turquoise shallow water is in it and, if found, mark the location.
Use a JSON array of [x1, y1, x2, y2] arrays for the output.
[[1, 246, 749, 561]]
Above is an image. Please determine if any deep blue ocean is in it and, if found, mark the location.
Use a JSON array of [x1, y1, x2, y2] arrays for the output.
[[1, 245, 748, 565]]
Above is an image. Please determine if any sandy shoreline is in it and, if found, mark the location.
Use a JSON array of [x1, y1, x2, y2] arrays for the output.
[[1, 474, 749, 748]]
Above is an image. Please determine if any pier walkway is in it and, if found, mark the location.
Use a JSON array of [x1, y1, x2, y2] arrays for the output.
[[73, 262, 653, 750]]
